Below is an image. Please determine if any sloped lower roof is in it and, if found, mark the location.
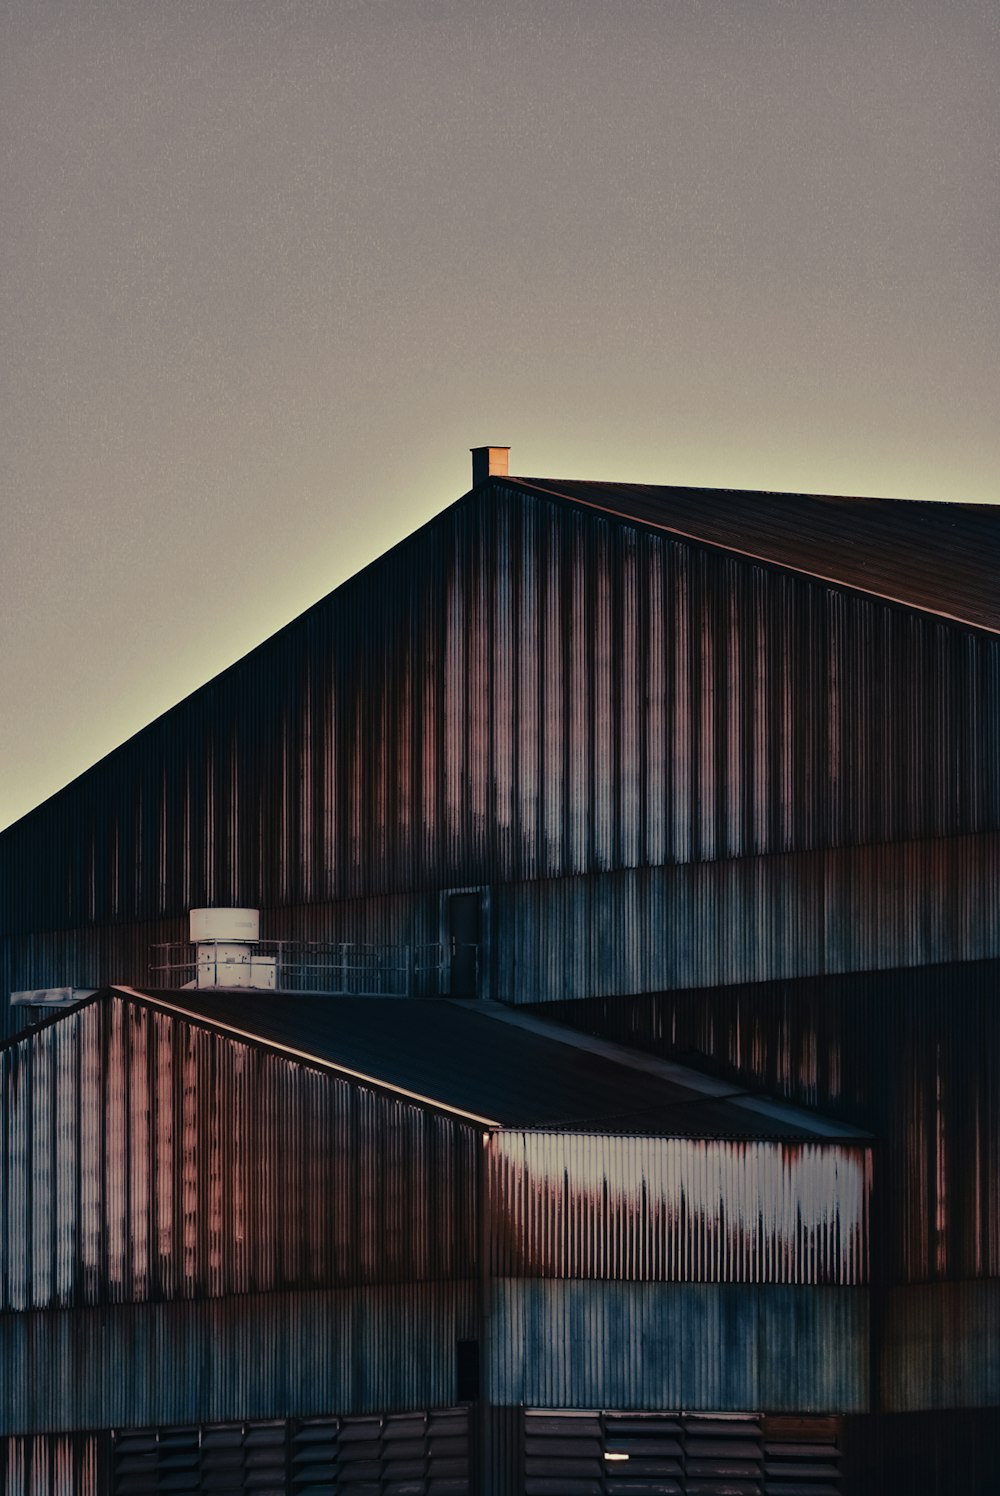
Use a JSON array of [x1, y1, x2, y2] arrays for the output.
[[507, 477, 1000, 634], [114, 987, 868, 1143]]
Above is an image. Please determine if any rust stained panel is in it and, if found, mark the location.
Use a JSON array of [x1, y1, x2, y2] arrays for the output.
[[546, 956, 1000, 1285], [1, 486, 997, 981], [0, 1435, 100, 1496], [488, 1132, 870, 1286], [0, 995, 477, 1311]]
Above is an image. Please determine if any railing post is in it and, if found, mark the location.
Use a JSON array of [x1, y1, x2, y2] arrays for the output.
[[405, 944, 414, 998]]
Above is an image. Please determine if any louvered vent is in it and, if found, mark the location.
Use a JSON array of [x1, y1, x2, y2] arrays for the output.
[[523, 1409, 841, 1495], [111, 1411, 470, 1495]]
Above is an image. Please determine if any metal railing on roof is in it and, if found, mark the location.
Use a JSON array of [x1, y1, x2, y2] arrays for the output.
[[149, 939, 476, 998]]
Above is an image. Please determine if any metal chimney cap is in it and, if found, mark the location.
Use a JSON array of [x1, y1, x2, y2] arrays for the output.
[[471, 446, 510, 486]]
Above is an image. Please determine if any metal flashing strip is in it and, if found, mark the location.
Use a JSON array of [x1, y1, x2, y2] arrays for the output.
[[511, 477, 1000, 637], [470, 1000, 870, 1141], [468, 1002, 738, 1096], [112, 987, 501, 1129], [730, 1093, 867, 1139]]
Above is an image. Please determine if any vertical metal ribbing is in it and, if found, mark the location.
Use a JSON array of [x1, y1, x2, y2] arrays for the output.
[[486, 1132, 869, 1287], [545, 959, 1000, 1287], [0, 993, 479, 1312], [1, 486, 998, 1030]]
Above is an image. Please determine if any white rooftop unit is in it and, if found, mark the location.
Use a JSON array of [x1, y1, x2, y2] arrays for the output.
[[189, 908, 276, 991]]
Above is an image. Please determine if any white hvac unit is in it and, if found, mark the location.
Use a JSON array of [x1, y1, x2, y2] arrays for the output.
[[189, 908, 276, 991], [190, 907, 261, 943]]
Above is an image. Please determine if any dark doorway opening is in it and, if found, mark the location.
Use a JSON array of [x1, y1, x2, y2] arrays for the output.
[[447, 893, 482, 997], [455, 1339, 480, 1403]]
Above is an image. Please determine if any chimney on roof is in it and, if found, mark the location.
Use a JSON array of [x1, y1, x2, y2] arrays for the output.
[[471, 446, 510, 487]]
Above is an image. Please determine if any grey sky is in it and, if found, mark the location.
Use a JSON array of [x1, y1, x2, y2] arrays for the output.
[[2, 0, 998, 828]]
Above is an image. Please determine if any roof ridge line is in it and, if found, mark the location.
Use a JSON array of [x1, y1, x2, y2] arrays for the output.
[[501, 478, 1000, 637]]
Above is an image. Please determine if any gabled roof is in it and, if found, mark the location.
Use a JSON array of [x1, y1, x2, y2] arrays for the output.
[[506, 477, 1000, 635], [112, 987, 868, 1143]]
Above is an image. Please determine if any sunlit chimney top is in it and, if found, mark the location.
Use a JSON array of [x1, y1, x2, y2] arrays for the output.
[[471, 446, 510, 486]]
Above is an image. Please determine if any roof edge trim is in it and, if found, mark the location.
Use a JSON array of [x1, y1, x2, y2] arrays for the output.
[[111, 987, 501, 1128], [507, 478, 1000, 638]]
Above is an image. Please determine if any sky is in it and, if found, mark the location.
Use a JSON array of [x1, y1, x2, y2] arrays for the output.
[[2, 0, 998, 830]]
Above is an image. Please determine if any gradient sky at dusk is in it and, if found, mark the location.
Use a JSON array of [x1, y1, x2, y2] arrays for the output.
[[2, 0, 998, 830]]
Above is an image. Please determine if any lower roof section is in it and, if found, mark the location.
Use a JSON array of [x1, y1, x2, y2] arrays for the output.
[[117, 987, 868, 1143], [2, 989, 869, 1303]]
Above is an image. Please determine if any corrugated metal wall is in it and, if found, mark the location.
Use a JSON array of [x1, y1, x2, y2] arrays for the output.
[[0, 993, 477, 1310], [842, 1407, 1000, 1494], [0, 1435, 100, 1496], [4, 831, 999, 1042], [486, 1280, 868, 1413], [488, 1132, 869, 1285], [542, 959, 1000, 1286], [3, 483, 997, 938], [492, 832, 1000, 1003], [882, 1280, 1000, 1412], [0, 1286, 476, 1435]]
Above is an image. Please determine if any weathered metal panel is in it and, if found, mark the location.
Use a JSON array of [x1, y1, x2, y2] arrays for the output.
[[4, 831, 999, 1039], [0, 994, 478, 1310], [545, 958, 1000, 1286], [0, 1435, 100, 1496], [2, 486, 997, 958], [881, 1280, 1000, 1412], [0, 1284, 476, 1435], [486, 1280, 869, 1413], [842, 1408, 1000, 1494], [492, 833, 1000, 1004], [488, 1132, 870, 1285]]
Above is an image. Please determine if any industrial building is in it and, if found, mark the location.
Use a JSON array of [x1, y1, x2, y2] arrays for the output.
[[1, 448, 998, 1493]]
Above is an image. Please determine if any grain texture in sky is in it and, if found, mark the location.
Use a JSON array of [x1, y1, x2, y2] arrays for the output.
[[2, 0, 998, 828]]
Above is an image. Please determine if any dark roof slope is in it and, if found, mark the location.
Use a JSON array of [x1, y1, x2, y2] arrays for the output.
[[119, 988, 867, 1143], [509, 477, 1000, 634]]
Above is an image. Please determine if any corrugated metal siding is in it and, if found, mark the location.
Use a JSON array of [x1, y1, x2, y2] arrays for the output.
[[4, 832, 998, 1042], [0, 1435, 100, 1496], [512, 476, 1000, 635], [0, 994, 477, 1310], [2, 485, 997, 939], [881, 1280, 1000, 1412], [486, 1280, 869, 1413], [842, 1408, 1000, 1494], [488, 1133, 870, 1285], [0, 897, 439, 1040], [492, 833, 1000, 1003], [544, 959, 1000, 1285], [0, 1284, 476, 1435]]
